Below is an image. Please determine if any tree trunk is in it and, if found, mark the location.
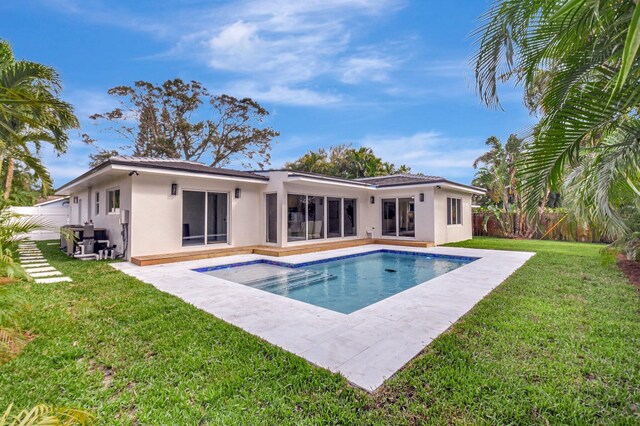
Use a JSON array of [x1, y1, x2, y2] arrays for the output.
[[4, 156, 14, 200]]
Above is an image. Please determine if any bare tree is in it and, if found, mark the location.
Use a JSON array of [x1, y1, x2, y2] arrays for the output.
[[82, 79, 279, 168]]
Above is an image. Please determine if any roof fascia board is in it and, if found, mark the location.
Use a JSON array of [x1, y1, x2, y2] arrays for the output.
[[110, 164, 269, 184], [285, 176, 373, 189]]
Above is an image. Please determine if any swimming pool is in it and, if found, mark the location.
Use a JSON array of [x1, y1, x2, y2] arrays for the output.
[[194, 250, 476, 314]]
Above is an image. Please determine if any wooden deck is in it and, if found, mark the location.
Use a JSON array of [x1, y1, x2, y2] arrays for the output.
[[131, 239, 435, 266]]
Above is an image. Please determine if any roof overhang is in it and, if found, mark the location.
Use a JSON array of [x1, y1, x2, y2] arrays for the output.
[[285, 175, 373, 189], [56, 163, 268, 195]]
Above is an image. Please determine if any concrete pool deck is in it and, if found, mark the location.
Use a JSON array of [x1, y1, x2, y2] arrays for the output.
[[112, 244, 534, 391]]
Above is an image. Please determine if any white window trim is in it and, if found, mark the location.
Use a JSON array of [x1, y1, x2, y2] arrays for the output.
[[447, 197, 462, 226], [95, 191, 100, 216], [107, 187, 121, 215], [286, 193, 358, 243], [180, 189, 230, 247]]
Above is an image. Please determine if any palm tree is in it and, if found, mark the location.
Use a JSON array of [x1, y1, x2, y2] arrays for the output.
[[0, 39, 78, 197], [472, 0, 640, 228]]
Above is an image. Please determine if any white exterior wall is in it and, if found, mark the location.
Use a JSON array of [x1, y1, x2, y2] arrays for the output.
[[433, 189, 473, 245], [129, 173, 264, 257], [68, 175, 132, 257]]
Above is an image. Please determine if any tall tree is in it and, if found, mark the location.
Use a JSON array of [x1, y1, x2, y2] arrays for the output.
[[83, 79, 279, 169], [0, 39, 78, 199], [285, 144, 412, 179], [473, 0, 640, 252]]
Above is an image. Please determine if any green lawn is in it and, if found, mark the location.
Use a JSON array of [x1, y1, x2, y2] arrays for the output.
[[0, 238, 638, 424]]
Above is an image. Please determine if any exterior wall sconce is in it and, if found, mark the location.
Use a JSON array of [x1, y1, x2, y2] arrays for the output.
[[370, 196, 375, 204], [435, 185, 441, 190], [419, 193, 424, 202], [235, 188, 241, 199], [171, 183, 178, 196], [73, 196, 79, 204]]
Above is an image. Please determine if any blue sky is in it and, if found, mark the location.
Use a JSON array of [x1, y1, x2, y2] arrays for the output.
[[3, 0, 533, 186]]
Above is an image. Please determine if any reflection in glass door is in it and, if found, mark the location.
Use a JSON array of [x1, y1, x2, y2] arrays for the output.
[[327, 197, 341, 238], [398, 197, 415, 237], [382, 199, 396, 236]]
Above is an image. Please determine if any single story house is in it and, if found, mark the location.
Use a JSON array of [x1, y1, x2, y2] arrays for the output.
[[56, 157, 484, 263]]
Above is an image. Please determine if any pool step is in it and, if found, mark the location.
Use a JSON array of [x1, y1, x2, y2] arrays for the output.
[[246, 270, 336, 293]]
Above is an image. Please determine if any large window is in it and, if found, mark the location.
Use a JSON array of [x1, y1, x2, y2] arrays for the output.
[[182, 190, 228, 246], [95, 191, 100, 216], [307, 196, 324, 239], [265, 193, 278, 244], [382, 197, 415, 237], [287, 194, 357, 241], [107, 188, 120, 214], [287, 194, 306, 241], [447, 197, 462, 225]]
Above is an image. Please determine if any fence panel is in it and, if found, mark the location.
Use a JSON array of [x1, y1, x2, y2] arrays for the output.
[[9, 206, 69, 241], [472, 212, 609, 243]]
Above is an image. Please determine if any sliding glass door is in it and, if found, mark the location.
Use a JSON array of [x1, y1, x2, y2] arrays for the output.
[[382, 199, 397, 236], [382, 197, 415, 237], [182, 190, 228, 246], [288, 194, 357, 241]]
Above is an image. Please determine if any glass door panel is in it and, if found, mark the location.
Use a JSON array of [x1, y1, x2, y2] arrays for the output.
[[287, 194, 306, 241], [398, 197, 415, 237], [343, 198, 357, 236], [207, 192, 228, 243], [327, 197, 341, 238], [182, 191, 206, 246], [266, 193, 278, 243], [307, 196, 324, 239], [382, 199, 396, 236]]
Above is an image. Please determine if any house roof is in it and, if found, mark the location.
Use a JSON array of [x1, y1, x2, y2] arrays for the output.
[[34, 196, 69, 207], [354, 174, 444, 187], [107, 157, 270, 181], [56, 156, 269, 193]]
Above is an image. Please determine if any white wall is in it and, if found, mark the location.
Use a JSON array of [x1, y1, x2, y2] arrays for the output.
[[69, 175, 132, 257], [433, 189, 473, 245], [9, 206, 69, 240], [129, 173, 264, 257]]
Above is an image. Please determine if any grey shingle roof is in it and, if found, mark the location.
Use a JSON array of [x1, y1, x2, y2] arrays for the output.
[[354, 174, 444, 187], [107, 156, 269, 181]]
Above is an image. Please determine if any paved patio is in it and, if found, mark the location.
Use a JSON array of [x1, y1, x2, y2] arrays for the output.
[[112, 244, 534, 391]]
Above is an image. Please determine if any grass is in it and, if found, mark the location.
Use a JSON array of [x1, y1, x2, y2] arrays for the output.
[[0, 238, 638, 424]]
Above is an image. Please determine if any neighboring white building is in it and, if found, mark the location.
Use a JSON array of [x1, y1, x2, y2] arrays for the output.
[[56, 157, 484, 261]]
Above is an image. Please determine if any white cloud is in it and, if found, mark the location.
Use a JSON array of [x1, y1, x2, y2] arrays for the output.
[[341, 57, 394, 84], [223, 81, 342, 106], [357, 131, 484, 180]]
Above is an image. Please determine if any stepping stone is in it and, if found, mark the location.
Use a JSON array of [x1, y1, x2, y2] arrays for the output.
[[20, 257, 45, 261], [46, 243, 58, 246], [35, 276, 72, 284], [30, 271, 62, 278], [21, 259, 48, 264], [22, 262, 49, 268], [24, 266, 56, 273]]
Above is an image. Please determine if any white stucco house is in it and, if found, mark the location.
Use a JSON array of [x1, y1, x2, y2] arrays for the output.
[[56, 157, 484, 263]]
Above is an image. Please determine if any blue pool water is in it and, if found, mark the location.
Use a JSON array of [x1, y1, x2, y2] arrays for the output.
[[195, 250, 475, 314]]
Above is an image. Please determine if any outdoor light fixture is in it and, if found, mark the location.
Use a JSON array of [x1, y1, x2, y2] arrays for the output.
[[73, 196, 79, 204], [171, 183, 178, 196], [419, 193, 424, 202], [235, 188, 241, 199], [128, 170, 139, 176], [435, 185, 441, 190], [370, 196, 375, 204]]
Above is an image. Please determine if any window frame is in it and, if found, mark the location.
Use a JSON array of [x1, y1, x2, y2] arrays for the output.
[[181, 189, 229, 247], [447, 197, 462, 225], [95, 191, 100, 216], [107, 188, 120, 215], [286, 193, 358, 242]]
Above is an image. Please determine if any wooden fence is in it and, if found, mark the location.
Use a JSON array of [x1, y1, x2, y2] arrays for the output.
[[472, 212, 610, 243]]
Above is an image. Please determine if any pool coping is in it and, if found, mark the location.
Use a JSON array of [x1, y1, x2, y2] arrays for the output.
[[111, 244, 534, 391]]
